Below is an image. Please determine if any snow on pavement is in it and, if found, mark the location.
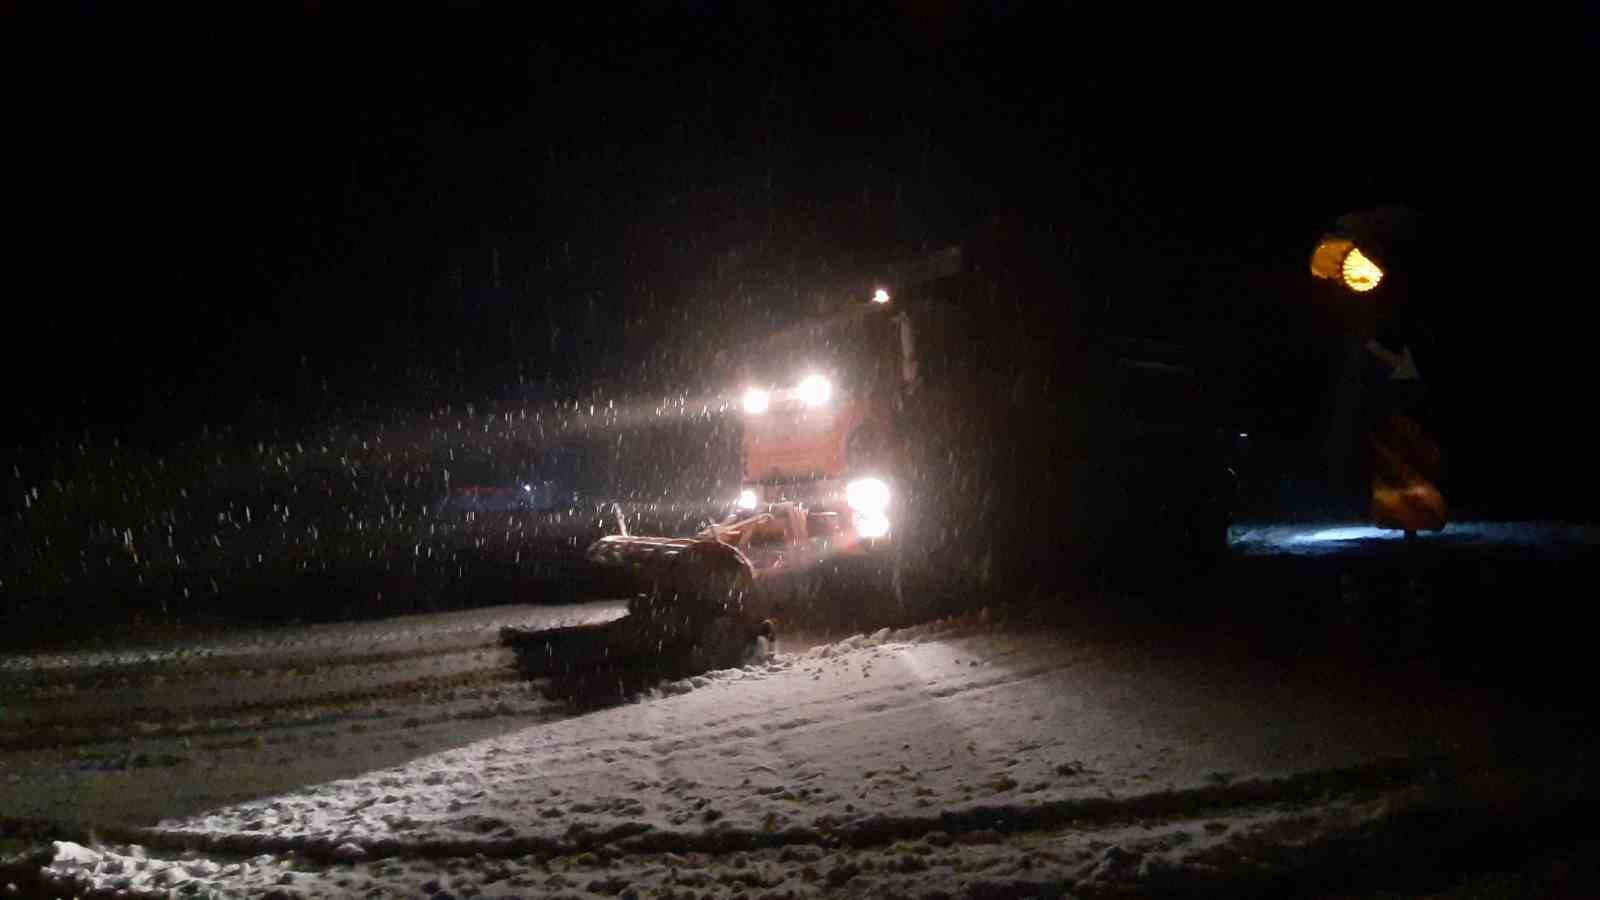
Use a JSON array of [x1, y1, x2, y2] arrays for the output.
[[1, 600, 627, 677], [0, 602, 628, 830], [41, 788, 1430, 899], [35, 616, 1520, 897]]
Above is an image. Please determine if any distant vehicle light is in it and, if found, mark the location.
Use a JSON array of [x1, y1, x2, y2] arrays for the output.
[[872, 288, 891, 304], [742, 387, 771, 415], [846, 477, 890, 515], [855, 512, 891, 539], [796, 374, 832, 407], [1341, 247, 1383, 292], [523, 484, 532, 492], [737, 488, 759, 511]]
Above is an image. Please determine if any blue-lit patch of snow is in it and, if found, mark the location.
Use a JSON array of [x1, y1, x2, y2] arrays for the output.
[[1293, 526, 1411, 544], [1230, 520, 1600, 559]]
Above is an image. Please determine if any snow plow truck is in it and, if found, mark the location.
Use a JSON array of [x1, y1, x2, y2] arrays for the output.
[[503, 222, 1239, 696]]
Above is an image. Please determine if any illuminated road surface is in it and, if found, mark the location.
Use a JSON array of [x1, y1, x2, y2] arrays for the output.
[[6, 582, 1593, 897]]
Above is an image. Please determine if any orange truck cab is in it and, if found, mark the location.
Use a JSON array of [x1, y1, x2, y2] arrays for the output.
[[585, 249, 957, 610], [579, 231, 1239, 646], [728, 299, 913, 556]]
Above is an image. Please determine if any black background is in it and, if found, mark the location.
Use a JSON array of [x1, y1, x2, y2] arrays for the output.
[[6, 2, 1595, 517]]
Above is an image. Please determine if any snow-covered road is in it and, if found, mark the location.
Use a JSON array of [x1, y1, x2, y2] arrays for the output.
[[6, 593, 1575, 898], [0, 603, 627, 829]]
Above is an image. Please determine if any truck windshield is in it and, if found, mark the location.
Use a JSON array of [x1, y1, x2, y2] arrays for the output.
[[738, 308, 899, 400]]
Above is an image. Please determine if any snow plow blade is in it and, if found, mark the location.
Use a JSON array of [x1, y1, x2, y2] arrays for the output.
[[499, 612, 767, 706], [586, 533, 702, 573], [499, 617, 674, 706], [586, 533, 756, 587], [499, 618, 638, 679], [498, 535, 766, 704]]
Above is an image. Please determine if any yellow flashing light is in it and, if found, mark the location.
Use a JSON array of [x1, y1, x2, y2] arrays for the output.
[[1310, 237, 1385, 293], [1340, 247, 1383, 292]]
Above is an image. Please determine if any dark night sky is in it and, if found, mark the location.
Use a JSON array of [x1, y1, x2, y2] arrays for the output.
[[7, 3, 1595, 512]]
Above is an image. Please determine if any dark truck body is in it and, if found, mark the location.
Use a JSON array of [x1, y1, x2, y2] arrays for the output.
[[877, 237, 1237, 607]]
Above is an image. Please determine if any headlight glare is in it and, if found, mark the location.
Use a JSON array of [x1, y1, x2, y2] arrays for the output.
[[737, 488, 759, 511], [846, 477, 890, 515], [796, 374, 832, 407], [742, 387, 770, 415]]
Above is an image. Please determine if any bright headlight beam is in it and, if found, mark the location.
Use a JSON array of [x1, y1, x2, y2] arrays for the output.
[[737, 489, 758, 511], [846, 477, 890, 515], [796, 374, 832, 407], [742, 387, 770, 415], [872, 288, 891, 304]]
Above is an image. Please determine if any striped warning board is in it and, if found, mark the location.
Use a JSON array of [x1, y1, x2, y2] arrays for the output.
[[1370, 412, 1447, 532]]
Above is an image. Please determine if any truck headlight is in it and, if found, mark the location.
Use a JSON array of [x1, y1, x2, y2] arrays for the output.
[[742, 387, 770, 415], [846, 477, 890, 515], [796, 374, 832, 407], [737, 488, 759, 511], [855, 512, 890, 539]]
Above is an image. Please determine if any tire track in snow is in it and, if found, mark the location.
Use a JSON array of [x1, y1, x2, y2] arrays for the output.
[[35, 776, 1591, 900], [639, 660, 1068, 760], [93, 755, 1440, 867], [0, 667, 540, 752], [20, 609, 1572, 899], [0, 601, 628, 688], [2, 645, 514, 731], [456, 637, 1070, 769], [0, 604, 629, 757], [0, 637, 503, 694]]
